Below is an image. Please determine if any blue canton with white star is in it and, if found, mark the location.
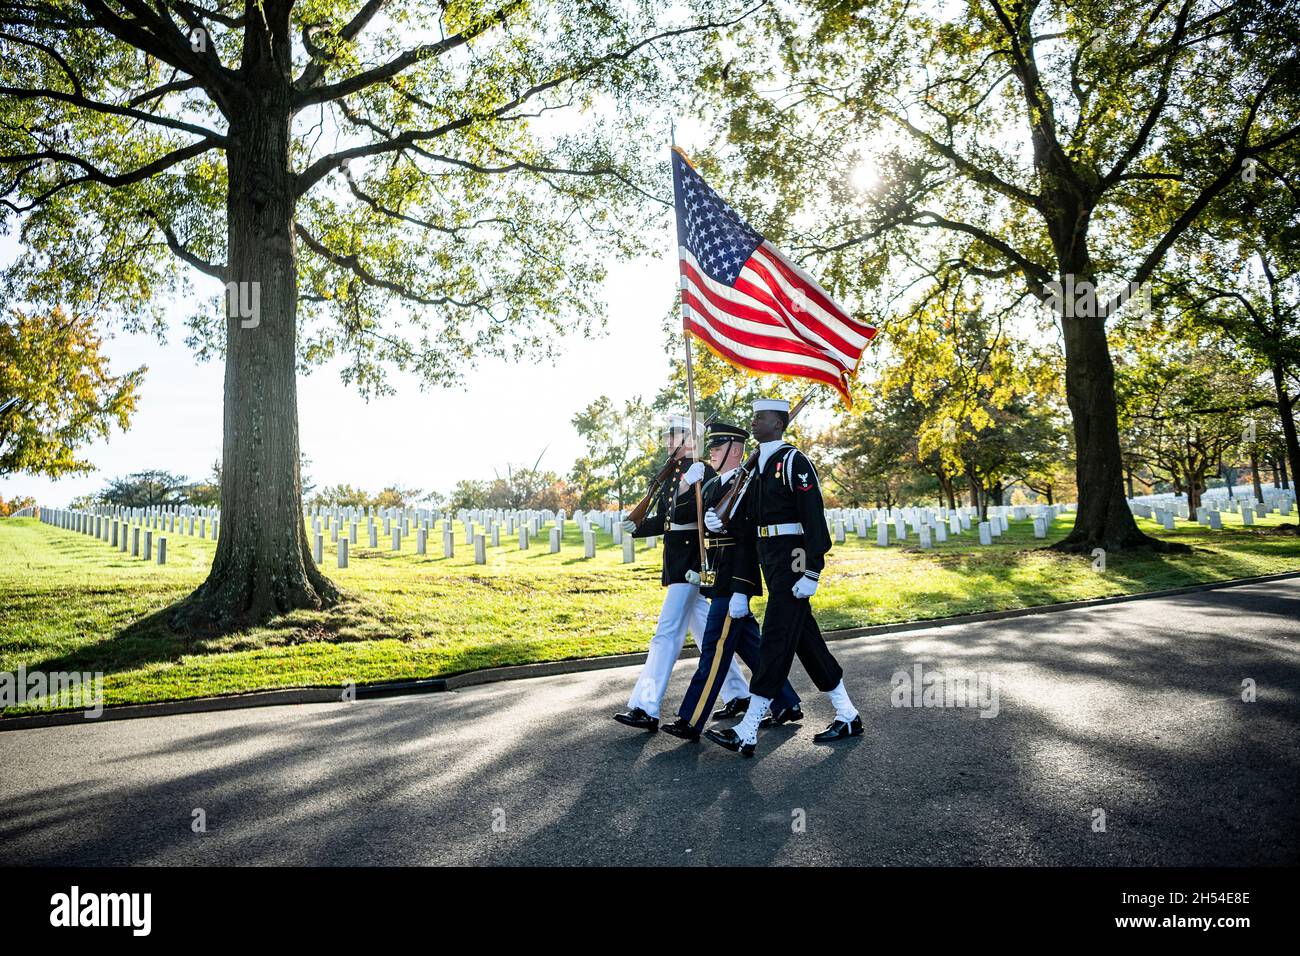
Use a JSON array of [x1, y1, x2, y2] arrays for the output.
[[672, 150, 765, 286]]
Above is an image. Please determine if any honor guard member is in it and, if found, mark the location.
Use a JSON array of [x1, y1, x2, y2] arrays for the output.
[[613, 415, 749, 732], [705, 398, 863, 757], [660, 421, 802, 741]]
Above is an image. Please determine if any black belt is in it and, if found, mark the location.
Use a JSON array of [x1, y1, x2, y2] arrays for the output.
[[704, 538, 735, 548]]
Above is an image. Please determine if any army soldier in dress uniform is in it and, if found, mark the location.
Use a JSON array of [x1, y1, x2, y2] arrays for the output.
[[612, 415, 749, 732], [660, 420, 802, 741], [705, 398, 863, 757]]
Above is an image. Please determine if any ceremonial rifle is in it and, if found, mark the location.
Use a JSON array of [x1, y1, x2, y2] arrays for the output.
[[623, 411, 716, 528]]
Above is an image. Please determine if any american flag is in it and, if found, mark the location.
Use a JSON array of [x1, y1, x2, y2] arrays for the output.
[[671, 147, 876, 406]]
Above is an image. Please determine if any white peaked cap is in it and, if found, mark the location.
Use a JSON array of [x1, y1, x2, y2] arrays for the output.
[[752, 398, 790, 413], [666, 414, 693, 431]]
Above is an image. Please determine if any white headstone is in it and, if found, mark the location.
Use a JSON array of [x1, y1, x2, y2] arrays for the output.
[[338, 538, 349, 568]]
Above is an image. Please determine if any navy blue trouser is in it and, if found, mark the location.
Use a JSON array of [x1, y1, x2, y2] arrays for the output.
[[676, 594, 800, 730]]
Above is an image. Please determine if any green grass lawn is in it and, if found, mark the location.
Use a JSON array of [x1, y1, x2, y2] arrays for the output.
[[2, 509, 1298, 713]]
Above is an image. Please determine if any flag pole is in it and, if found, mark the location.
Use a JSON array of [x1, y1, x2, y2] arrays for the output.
[[671, 125, 711, 582], [680, 281, 710, 583]]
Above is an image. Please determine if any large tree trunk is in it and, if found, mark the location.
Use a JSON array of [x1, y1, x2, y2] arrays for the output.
[[1273, 364, 1300, 530], [1052, 300, 1168, 552], [173, 8, 339, 631], [1186, 452, 1203, 521], [1249, 448, 1264, 502]]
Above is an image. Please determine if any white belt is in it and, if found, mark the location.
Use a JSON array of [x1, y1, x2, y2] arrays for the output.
[[758, 522, 804, 537], [668, 522, 698, 531]]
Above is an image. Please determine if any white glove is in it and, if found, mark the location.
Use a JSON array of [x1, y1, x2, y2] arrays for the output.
[[704, 508, 724, 532], [728, 592, 750, 618], [681, 461, 706, 485], [621, 520, 636, 533], [792, 575, 819, 599], [685, 570, 701, 586]]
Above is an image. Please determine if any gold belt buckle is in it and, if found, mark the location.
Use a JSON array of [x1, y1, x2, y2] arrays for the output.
[[699, 570, 716, 587], [759, 526, 772, 537]]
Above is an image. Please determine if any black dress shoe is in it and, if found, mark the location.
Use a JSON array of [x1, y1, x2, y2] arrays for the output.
[[704, 727, 756, 757], [660, 718, 700, 741], [711, 696, 750, 720], [760, 704, 804, 728], [812, 715, 864, 742], [613, 707, 659, 731]]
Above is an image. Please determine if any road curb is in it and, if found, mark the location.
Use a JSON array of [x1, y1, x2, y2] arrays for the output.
[[3, 569, 1298, 732]]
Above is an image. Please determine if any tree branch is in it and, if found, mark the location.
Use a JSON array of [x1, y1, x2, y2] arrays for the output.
[[145, 208, 225, 279], [293, 0, 522, 108], [0, 84, 227, 141], [294, 1, 766, 193]]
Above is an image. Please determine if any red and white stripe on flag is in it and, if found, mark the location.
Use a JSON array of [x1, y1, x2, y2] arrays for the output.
[[678, 240, 876, 407]]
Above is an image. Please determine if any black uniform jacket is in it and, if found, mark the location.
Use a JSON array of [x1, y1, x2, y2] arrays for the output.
[[745, 443, 832, 578], [700, 469, 763, 600], [633, 460, 718, 586]]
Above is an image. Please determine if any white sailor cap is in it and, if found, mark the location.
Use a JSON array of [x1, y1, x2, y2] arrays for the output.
[[752, 398, 790, 414]]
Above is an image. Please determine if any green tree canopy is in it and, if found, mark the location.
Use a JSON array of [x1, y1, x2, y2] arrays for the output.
[[683, 0, 1300, 551], [0, 305, 142, 477]]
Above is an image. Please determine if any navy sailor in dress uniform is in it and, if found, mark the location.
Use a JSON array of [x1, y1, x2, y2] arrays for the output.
[[705, 398, 864, 757], [612, 415, 749, 732], [660, 421, 802, 741]]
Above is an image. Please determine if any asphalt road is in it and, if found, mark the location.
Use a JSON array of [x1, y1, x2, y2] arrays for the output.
[[2, 579, 1297, 866]]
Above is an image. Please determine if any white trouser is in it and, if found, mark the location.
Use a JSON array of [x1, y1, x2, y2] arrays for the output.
[[627, 582, 749, 717]]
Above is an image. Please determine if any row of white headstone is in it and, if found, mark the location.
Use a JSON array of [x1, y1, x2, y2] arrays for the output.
[[33, 495, 1086, 572], [37, 506, 173, 564], [821, 502, 1076, 547], [305, 506, 657, 567], [1128, 489, 1295, 530]]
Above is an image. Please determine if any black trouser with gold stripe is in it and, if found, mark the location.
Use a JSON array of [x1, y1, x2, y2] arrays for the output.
[[749, 537, 843, 699], [676, 593, 800, 730]]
